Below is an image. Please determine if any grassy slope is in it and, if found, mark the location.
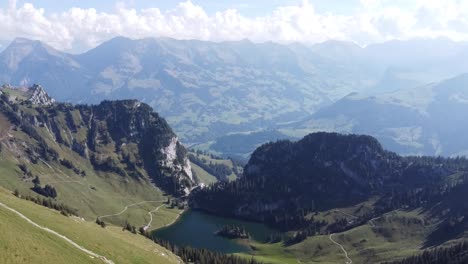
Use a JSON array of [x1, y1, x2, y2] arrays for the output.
[[0, 110, 183, 229], [0, 205, 101, 264], [191, 162, 218, 185], [189, 151, 241, 183], [102, 204, 183, 231], [234, 208, 444, 264], [0, 187, 181, 264]]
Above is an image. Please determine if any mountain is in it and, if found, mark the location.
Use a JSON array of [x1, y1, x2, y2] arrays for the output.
[[190, 132, 468, 262], [0, 84, 268, 264], [71, 37, 374, 142], [0, 38, 87, 97], [3, 37, 468, 146], [0, 85, 197, 227], [287, 73, 468, 156], [191, 132, 463, 226], [0, 37, 365, 142]]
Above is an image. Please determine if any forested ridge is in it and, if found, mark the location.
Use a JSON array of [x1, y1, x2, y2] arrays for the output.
[[190, 133, 468, 245], [384, 242, 468, 264]]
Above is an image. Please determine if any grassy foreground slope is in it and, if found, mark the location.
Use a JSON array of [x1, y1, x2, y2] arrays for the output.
[[0, 187, 181, 264]]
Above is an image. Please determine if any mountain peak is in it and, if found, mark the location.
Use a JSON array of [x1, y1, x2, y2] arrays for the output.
[[5, 37, 52, 52], [0, 84, 55, 106], [1, 38, 66, 71], [28, 84, 55, 106]]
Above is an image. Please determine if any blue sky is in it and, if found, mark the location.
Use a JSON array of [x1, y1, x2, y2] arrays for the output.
[[0, 0, 465, 52]]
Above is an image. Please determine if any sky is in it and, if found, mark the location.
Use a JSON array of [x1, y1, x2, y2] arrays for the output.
[[1, 0, 468, 52]]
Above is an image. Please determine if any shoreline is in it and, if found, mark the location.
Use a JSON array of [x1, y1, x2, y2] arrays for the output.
[[151, 208, 187, 232]]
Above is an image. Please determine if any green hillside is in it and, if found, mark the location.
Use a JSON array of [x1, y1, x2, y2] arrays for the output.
[[0, 187, 181, 264], [0, 86, 193, 230], [189, 150, 243, 184], [232, 206, 466, 264]]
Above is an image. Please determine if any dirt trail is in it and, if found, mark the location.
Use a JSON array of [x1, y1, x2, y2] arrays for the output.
[[143, 204, 166, 230], [329, 233, 353, 264], [98, 200, 166, 220], [328, 209, 381, 264]]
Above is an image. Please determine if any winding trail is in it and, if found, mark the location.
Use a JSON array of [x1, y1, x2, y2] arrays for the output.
[[329, 233, 353, 264], [327, 210, 380, 264], [0, 201, 114, 264], [98, 200, 166, 220], [143, 204, 166, 230]]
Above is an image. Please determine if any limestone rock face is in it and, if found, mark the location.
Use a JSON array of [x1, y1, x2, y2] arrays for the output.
[[28, 84, 56, 106]]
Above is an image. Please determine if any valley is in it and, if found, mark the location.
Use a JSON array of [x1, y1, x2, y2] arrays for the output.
[[148, 204, 442, 264], [0, 84, 467, 264], [1, 36, 468, 264], [0, 83, 468, 264], [4, 37, 468, 157], [4, 1, 468, 263]]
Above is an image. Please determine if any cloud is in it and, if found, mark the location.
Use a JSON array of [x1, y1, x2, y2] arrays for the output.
[[1, 0, 468, 52]]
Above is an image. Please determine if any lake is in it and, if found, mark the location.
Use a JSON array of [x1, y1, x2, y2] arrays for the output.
[[152, 210, 276, 253]]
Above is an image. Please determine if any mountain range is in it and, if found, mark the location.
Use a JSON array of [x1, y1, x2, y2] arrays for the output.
[[3, 37, 468, 147], [288, 73, 468, 156]]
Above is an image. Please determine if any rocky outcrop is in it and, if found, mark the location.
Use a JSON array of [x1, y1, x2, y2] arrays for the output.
[[28, 84, 55, 106], [161, 137, 193, 182], [0, 84, 56, 106]]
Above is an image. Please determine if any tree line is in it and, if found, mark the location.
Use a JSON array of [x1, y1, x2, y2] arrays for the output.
[[384, 242, 468, 264], [189, 153, 233, 181], [149, 236, 262, 264], [14, 190, 76, 216]]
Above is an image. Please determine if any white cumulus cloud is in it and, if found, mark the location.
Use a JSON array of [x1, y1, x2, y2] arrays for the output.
[[1, 0, 468, 52]]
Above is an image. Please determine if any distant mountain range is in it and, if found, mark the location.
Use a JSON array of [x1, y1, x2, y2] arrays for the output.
[[287, 73, 468, 156], [3, 37, 468, 146]]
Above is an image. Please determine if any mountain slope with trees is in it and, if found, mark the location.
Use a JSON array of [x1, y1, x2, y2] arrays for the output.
[[0, 84, 194, 228], [190, 132, 468, 251]]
